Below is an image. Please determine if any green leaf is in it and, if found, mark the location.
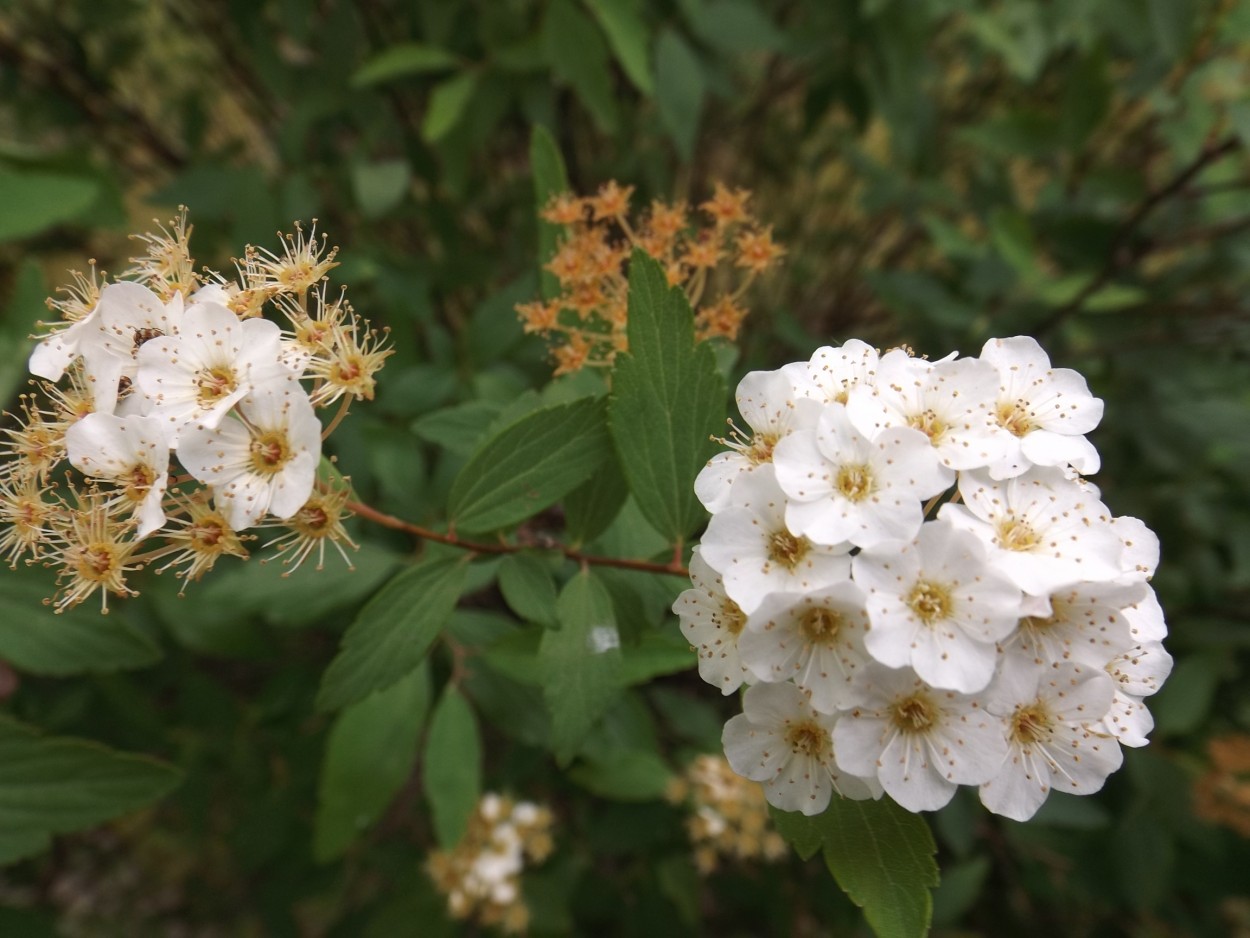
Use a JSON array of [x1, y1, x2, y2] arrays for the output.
[[498, 552, 561, 627], [422, 71, 481, 143], [562, 452, 629, 545], [0, 717, 181, 863], [584, 0, 654, 94], [0, 261, 47, 408], [608, 250, 725, 542], [568, 749, 672, 801], [619, 630, 695, 685], [0, 169, 99, 242], [351, 159, 411, 219], [769, 805, 826, 862], [412, 400, 503, 455], [352, 43, 459, 87], [654, 30, 706, 160], [688, 0, 786, 54], [422, 685, 482, 847], [447, 396, 612, 534], [317, 557, 468, 711], [822, 798, 939, 938], [313, 665, 431, 862], [531, 125, 571, 301], [543, 0, 620, 133], [0, 564, 159, 675], [540, 571, 624, 765]]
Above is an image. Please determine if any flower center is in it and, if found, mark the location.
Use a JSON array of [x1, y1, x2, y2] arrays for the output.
[[907, 409, 948, 443], [75, 542, 120, 582], [785, 720, 829, 758], [196, 366, 238, 404], [800, 607, 843, 646], [719, 598, 746, 636], [996, 399, 1035, 437], [996, 517, 1040, 552], [248, 431, 291, 475], [905, 579, 953, 624], [767, 530, 810, 571], [890, 692, 937, 734], [1009, 702, 1053, 746], [749, 432, 778, 465], [124, 463, 155, 502], [190, 519, 226, 549], [834, 463, 874, 502]]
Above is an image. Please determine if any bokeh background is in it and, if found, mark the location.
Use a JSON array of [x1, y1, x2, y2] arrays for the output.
[[1, 0, 1249, 935]]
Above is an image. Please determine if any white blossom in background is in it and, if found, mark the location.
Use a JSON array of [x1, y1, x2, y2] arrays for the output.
[[673, 549, 753, 695], [695, 369, 821, 513], [680, 334, 1170, 823], [723, 681, 881, 815]]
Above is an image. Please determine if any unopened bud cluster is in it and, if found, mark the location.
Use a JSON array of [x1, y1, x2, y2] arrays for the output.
[[666, 754, 788, 873], [426, 794, 554, 933], [516, 181, 784, 374], [1, 211, 391, 612], [675, 337, 1171, 821]]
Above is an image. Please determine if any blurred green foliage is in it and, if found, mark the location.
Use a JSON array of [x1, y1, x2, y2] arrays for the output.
[[1, 0, 1249, 934]]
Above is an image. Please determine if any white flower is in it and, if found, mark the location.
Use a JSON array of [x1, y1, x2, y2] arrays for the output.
[[979, 336, 1103, 479], [783, 339, 879, 405], [852, 520, 1021, 693], [737, 580, 871, 713], [64, 412, 171, 537], [673, 548, 753, 695], [699, 467, 852, 615], [979, 660, 1120, 821], [723, 682, 881, 815], [1122, 586, 1167, 643], [941, 467, 1124, 595], [177, 386, 321, 529], [695, 369, 821, 513], [1101, 641, 1173, 747], [833, 663, 1007, 812], [1003, 581, 1143, 670], [1110, 515, 1160, 583], [846, 349, 1012, 473], [136, 301, 299, 442], [773, 404, 948, 549]]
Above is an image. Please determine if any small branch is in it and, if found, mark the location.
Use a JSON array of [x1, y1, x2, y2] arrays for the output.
[[344, 498, 689, 577], [1036, 135, 1240, 337]]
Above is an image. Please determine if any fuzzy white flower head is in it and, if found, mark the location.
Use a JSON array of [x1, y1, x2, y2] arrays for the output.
[[64, 412, 172, 537], [673, 548, 753, 695], [979, 336, 1104, 479], [723, 681, 881, 816], [695, 369, 821, 513], [782, 339, 879, 405], [773, 404, 948, 549], [136, 301, 300, 442], [833, 663, 1007, 813], [941, 467, 1124, 596], [177, 385, 321, 530], [737, 580, 871, 713], [852, 520, 1021, 694], [979, 659, 1120, 821], [699, 466, 852, 615]]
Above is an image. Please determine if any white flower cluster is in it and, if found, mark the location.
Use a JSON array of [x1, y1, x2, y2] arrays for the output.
[[675, 337, 1171, 821], [2, 215, 389, 610]]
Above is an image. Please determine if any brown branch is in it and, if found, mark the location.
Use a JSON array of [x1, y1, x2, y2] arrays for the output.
[[345, 498, 689, 577], [1036, 135, 1240, 337]]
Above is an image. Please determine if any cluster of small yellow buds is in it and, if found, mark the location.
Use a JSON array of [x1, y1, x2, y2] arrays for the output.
[[426, 794, 555, 933], [1194, 735, 1250, 838], [0, 209, 390, 612], [516, 181, 784, 374], [666, 754, 788, 874]]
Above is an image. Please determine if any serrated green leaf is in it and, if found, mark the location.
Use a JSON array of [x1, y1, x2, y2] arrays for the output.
[[498, 552, 561, 627], [0, 170, 100, 242], [422, 685, 482, 847], [448, 396, 612, 534], [411, 400, 503, 455], [531, 125, 570, 301], [620, 630, 695, 685], [822, 798, 939, 938], [0, 717, 181, 860], [568, 749, 672, 801], [540, 571, 623, 765], [562, 452, 628, 545], [313, 665, 431, 862], [654, 31, 705, 159], [352, 43, 459, 87], [769, 805, 827, 861], [422, 71, 481, 143], [584, 0, 654, 94], [0, 564, 159, 675], [608, 251, 725, 542], [543, 0, 620, 133], [317, 557, 467, 711]]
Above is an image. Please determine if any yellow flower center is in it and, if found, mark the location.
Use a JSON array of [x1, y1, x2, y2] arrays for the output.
[[996, 399, 1035, 437], [124, 463, 155, 502], [768, 530, 810, 571], [248, 431, 291, 475], [890, 692, 938, 733], [905, 579, 953, 624], [907, 409, 947, 443], [996, 517, 1040, 552], [834, 463, 874, 502], [719, 598, 746, 636], [785, 720, 830, 758], [800, 607, 843, 646], [1009, 702, 1053, 746], [196, 366, 238, 404]]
